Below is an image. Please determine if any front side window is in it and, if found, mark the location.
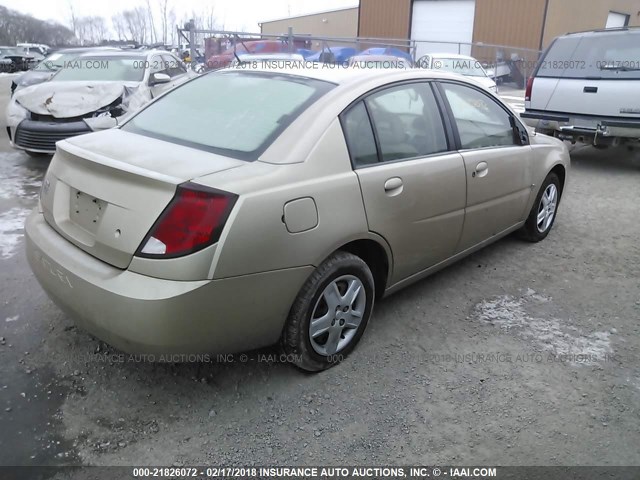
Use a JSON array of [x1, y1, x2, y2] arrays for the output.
[[123, 71, 335, 160], [441, 82, 517, 150], [163, 54, 187, 77], [365, 83, 448, 162]]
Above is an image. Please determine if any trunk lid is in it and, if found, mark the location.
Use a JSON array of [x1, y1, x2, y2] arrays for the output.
[[41, 129, 246, 268]]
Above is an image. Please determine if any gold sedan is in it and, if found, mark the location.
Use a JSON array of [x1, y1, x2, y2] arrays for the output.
[[26, 67, 569, 371]]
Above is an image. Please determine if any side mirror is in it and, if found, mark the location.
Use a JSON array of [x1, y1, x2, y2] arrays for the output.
[[150, 72, 170, 86]]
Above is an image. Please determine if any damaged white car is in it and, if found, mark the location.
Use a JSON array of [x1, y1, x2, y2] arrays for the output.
[[6, 50, 193, 156]]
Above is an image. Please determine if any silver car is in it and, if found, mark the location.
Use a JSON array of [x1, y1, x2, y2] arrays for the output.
[[7, 50, 193, 155], [25, 68, 569, 371]]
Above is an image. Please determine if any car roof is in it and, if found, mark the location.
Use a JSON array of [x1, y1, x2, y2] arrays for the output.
[[426, 53, 477, 60], [238, 53, 304, 60], [350, 54, 410, 61], [56, 47, 121, 53], [218, 65, 479, 87], [75, 49, 172, 58], [565, 26, 640, 37]]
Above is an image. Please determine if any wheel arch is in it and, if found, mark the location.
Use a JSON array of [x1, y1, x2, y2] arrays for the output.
[[549, 163, 566, 195], [316, 234, 393, 299]]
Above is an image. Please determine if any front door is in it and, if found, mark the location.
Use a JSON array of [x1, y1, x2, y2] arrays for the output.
[[438, 81, 533, 251]]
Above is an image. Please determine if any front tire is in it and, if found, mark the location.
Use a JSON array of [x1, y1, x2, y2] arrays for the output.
[[282, 251, 375, 372], [518, 172, 561, 242]]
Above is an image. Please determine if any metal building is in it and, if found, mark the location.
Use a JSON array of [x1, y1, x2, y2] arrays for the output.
[[358, 0, 640, 54], [259, 6, 360, 44]]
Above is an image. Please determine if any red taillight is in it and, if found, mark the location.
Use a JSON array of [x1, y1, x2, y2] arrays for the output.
[[525, 77, 534, 102], [137, 183, 237, 258]]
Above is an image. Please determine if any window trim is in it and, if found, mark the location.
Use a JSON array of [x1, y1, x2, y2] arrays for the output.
[[435, 80, 529, 152], [339, 79, 455, 170]]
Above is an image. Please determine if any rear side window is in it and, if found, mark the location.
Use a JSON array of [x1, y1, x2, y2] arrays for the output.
[[441, 83, 517, 150], [365, 83, 448, 162], [123, 72, 335, 161], [342, 102, 378, 167], [538, 32, 640, 79]]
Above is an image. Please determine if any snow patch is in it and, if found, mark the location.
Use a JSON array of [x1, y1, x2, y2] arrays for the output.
[[0, 152, 43, 200], [5, 315, 19, 322], [0, 208, 30, 259], [474, 292, 612, 364]]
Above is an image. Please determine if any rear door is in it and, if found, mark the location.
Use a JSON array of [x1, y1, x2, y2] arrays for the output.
[[438, 81, 533, 252], [343, 81, 467, 284], [528, 31, 640, 119]]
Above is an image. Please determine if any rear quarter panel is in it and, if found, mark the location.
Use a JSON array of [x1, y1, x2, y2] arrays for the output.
[[197, 119, 374, 280]]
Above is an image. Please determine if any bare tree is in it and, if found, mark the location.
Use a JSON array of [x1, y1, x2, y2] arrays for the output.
[[0, 5, 75, 46], [123, 7, 148, 45], [145, 0, 157, 44], [67, 0, 78, 38], [168, 8, 177, 46], [201, 4, 216, 31], [157, 0, 171, 44], [112, 13, 128, 41]]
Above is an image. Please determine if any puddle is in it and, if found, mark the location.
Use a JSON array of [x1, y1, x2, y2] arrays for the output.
[[0, 365, 79, 466]]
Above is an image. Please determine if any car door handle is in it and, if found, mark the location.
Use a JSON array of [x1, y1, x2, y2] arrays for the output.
[[384, 177, 403, 196], [473, 162, 489, 178]]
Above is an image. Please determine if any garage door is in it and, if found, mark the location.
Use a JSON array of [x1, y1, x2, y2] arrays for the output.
[[411, 0, 476, 58], [605, 11, 629, 28]]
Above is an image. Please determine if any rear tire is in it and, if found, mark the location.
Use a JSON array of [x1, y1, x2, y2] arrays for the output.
[[518, 172, 561, 242], [282, 251, 375, 372]]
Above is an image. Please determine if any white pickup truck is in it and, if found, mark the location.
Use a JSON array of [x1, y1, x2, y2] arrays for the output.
[[522, 28, 640, 148]]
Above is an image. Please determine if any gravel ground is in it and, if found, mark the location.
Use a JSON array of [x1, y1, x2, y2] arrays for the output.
[[0, 74, 639, 475]]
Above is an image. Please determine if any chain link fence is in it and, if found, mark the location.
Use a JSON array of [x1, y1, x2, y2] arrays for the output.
[[178, 25, 541, 88]]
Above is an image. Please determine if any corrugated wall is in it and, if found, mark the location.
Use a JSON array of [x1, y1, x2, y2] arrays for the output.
[[543, 0, 640, 46], [358, 0, 412, 39], [472, 0, 547, 50], [260, 8, 359, 39]]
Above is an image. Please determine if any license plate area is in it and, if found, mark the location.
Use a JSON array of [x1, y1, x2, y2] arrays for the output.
[[70, 188, 104, 235]]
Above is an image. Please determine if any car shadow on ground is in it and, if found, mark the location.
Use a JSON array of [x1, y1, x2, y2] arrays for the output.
[[568, 144, 640, 173]]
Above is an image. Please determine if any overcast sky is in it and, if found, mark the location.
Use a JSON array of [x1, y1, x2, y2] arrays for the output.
[[1, 0, 359, 32]]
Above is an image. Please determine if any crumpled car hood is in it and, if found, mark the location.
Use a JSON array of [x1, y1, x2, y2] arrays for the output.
[[14, 81, 139, 118]]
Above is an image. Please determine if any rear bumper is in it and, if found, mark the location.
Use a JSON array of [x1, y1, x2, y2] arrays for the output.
[[11, 120, 92, 154], [26, 211, 313, 355], [522, 110, 640, 141]]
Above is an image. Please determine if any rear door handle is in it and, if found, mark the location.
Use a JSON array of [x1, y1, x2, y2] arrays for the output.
[[384, 177, 403, 195], [473, 162, 489, 178], [584, 86, 598, 93]]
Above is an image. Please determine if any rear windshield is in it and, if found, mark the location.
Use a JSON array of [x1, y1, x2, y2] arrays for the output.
[[537, 31, 640, 79], [122, 71, 335, 160]]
